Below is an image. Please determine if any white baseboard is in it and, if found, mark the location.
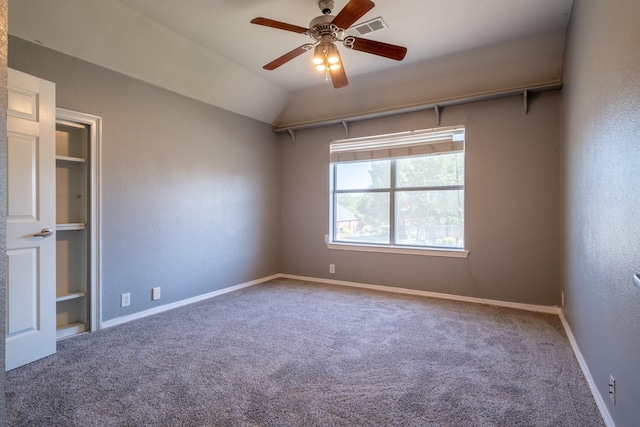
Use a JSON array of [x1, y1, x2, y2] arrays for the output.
[[101, 273, 559, 330], [281, 274, 561, 314], [559, 311, 615, 427], [100, 274, 280, 329]]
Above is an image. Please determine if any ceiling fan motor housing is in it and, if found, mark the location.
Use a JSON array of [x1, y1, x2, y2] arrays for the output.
[[309, 14, 335, 31], [318, 0, 335, 14]]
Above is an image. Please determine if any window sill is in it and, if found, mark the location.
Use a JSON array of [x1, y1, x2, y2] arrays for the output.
[[327, 242, 469, 258]]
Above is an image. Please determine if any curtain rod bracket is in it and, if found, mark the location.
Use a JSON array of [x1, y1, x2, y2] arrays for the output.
[[524, 90, 529, 115], [342, 120, 349, 138], [434, 105, 441, 126], [287, 129, 296, 145]]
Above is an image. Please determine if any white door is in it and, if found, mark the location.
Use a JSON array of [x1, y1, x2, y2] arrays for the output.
[[5, 68, 56, 371]]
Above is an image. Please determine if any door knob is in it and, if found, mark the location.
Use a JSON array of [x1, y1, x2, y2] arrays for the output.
[[33, 228, 53, 238]]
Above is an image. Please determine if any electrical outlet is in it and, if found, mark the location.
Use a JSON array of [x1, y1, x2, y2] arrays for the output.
[[609, 374, 616, 404], [152, 287, 161, 301], [329, 264, 335, 274], [121, 293, 131, 307]]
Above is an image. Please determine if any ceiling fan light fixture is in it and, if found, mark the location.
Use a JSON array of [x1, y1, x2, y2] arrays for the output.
[[312, 43, 341, 72], [312, 44, 325, 65], [326, 43, 340, 64]]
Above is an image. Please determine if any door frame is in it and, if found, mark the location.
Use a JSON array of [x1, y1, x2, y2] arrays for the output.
[[56, 108, 102, 332]]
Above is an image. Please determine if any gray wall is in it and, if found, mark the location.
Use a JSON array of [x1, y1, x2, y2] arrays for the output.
[[279, 93, 561, 306], [0, 0, 7, 423], [277, 33, 566, 127], [561, 0, 640, 425], [9, 37, 280, 322]]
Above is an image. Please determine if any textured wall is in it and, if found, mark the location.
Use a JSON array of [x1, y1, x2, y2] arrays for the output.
[[0, 0, 7, 422], [280, 93, 561, 305], [9, 37, 280, 322], [561, 0, 640, 425]]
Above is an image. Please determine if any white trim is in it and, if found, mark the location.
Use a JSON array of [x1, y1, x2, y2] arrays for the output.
[[559, 311, 615, 427], [327, 243, 469, 258], [281, 274, 559, 314], [101, 274, 280, 329], [103, 273, 559, 330]]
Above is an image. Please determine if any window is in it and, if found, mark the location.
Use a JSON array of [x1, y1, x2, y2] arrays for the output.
[[330, 126, 465, 252]]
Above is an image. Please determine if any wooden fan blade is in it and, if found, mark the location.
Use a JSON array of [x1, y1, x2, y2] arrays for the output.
[[330, 65, 349, 89], [263, 45, 313, 70], [331, 0, 375, 30], [250, 17, 309, 34], [329, 50, 349, 88], [349, 37, 407, 61]]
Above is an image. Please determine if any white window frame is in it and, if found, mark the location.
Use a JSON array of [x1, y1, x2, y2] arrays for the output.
[[328, 126, 468, 258]]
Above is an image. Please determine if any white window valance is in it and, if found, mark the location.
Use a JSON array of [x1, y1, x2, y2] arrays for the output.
[[330, 126, 465, 163]]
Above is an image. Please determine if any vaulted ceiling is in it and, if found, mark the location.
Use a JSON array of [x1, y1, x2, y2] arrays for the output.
[[9, 0, 574, 126]]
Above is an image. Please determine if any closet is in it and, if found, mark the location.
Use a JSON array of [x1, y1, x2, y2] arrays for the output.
[[55, 109, 101, 339]]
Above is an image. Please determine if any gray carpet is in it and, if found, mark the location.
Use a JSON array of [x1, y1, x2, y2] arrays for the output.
[[6, 279, 604, 426]]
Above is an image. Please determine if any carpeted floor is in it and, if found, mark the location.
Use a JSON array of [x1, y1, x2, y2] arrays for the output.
[[6, 279, 604, 426]]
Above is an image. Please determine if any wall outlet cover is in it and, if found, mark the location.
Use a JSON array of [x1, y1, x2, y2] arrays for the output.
[[609, 374, 616, 404], [121, 293, 131, 307]]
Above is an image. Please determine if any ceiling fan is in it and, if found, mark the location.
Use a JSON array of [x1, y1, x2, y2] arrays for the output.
[[250, 0, 407, 89]]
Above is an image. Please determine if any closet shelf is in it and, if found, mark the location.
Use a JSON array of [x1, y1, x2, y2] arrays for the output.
[[56, 155, 86, 163], [56, 223, 86, 231], [56, 291, 86, 302], [56, 322, 87, 340]]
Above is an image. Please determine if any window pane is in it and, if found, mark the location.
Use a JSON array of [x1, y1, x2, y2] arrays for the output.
[[335, 160, 390, 190], [335, 193, 390, 244], [395, 190, 464, 248], [396, 152, 464, 188]]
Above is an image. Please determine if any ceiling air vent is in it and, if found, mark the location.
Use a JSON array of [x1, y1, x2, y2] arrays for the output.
[[346, 16, 388, 36]]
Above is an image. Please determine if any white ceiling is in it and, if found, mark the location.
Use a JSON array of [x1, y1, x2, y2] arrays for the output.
[[9, 0, 574, 125], [114, 0, 573, 91]]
